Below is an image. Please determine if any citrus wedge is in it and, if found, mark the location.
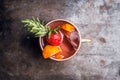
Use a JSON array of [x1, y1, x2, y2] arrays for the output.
[[43, 45, 62, 59], [54, 53, 64, 59], [61, 23, 75, 32]]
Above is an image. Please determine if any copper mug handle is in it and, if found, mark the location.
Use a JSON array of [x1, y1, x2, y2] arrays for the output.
[[81, 39, 92, 43]]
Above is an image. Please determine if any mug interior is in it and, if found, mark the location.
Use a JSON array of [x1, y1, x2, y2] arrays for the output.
[[39, 19, 81, 61]]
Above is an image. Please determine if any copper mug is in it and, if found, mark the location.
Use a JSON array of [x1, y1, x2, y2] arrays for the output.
[[39, 19, 91, 61]]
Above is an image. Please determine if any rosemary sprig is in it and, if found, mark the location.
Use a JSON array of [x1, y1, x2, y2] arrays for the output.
[[22, 17, 49, 37]]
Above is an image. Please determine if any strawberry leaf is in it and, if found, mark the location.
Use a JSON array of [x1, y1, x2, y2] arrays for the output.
[[53, 30, 58, 34], [48, 30, 52, 38]]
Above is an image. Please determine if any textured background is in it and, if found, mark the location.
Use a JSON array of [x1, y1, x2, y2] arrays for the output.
[[0, 0, 120, 80]]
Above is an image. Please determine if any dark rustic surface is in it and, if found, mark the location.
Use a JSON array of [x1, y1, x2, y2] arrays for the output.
[[0, 0, 120, 80]]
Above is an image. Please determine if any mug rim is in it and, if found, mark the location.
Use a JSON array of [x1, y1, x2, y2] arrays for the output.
[[39, 19, 81, 61]]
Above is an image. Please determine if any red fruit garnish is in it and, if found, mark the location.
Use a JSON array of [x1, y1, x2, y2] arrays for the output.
[[47, 31, 62, 46]]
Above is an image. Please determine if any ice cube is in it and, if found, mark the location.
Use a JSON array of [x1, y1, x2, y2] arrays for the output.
[[61, 29, 80, 50], [69, 31, 79, 49]]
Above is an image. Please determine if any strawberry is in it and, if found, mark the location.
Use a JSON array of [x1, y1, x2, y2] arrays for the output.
[[22, 17, 62, 46], [47, 31, 62, 46]]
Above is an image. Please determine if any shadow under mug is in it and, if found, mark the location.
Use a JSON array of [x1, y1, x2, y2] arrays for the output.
[[39, 19, 91, 61]]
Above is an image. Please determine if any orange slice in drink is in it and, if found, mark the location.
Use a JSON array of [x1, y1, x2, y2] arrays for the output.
[[43, 45, 62, 59], [54, 53, 64, 59], [61, 23, 75, 32]]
